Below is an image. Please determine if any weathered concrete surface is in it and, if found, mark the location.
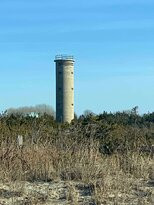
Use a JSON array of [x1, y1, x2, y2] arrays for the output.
[[55, 57, 74, 123]]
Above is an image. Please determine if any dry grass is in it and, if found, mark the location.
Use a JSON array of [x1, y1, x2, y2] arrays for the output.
[[0, 136, 153, 204]]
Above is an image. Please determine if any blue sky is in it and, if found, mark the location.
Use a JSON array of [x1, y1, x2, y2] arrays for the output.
[[0, 0, 154, 115]]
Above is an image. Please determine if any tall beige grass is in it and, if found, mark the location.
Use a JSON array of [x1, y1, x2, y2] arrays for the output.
[[0, 136, 153, 204]]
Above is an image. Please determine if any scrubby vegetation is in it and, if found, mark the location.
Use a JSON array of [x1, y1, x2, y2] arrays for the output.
[[1, 107, 154, 153], [0, 108, 153, 204]]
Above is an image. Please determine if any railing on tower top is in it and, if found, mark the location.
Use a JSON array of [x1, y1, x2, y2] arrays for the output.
[[55, 55, 74, 61]]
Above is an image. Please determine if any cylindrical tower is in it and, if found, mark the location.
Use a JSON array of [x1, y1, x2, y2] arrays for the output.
[[54, 55, 74, 123]]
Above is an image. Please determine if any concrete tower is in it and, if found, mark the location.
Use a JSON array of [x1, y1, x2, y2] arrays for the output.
[[54, 55, 74, 123]]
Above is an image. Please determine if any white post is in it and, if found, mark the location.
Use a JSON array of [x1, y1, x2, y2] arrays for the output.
[[17, 135, 23, 147]]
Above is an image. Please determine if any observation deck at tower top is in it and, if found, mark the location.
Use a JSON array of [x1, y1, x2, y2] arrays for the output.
[[55, 55, 75, 61]]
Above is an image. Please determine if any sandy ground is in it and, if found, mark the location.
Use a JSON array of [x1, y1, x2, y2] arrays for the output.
[[0, 178, 153, 205]]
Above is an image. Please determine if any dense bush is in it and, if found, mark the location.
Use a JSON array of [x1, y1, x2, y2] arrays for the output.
[[0, 109, 153, 204], [0, 109, 154, 154]]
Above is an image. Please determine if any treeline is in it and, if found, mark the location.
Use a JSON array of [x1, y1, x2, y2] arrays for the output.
[[82, 109, 154, 126], [0, 107, 154, 154], [5, 104, 55, 117]]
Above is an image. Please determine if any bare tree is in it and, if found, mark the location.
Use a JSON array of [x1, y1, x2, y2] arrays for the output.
[[6, 104, 55, 117]]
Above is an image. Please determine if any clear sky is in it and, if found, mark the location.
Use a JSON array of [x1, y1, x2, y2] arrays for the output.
[[0, 0, 154, 115]]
